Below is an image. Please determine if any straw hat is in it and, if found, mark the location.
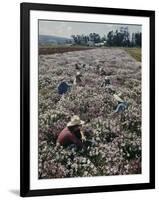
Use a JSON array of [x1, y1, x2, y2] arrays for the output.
[[67, 115, 85, 127]]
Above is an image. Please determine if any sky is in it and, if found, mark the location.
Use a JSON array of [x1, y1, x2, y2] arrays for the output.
[[39, 20, 141, 39]]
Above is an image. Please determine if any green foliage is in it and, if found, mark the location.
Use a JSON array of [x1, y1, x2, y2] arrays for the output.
[[71, 27, 141, 47], [124, 48, 141, 62]]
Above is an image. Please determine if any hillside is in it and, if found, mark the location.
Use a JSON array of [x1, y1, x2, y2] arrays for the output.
[[39, 35, 73, 45]]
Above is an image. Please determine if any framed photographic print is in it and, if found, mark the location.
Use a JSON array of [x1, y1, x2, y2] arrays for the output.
[[20, 2, 155, 197]]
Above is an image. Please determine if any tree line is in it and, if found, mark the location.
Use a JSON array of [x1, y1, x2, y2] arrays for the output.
[[71, 27, 141, 47]]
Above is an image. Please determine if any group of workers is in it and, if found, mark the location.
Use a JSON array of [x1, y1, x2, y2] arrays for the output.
[[56, 64, 128, 149]]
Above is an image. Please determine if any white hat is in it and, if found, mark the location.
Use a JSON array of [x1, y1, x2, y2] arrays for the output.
[[113, 93, 124, 103], [76, 71, 82, 76], [67, 115, 85, 127]]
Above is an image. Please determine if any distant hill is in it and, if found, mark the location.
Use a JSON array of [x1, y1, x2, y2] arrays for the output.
[[39, 35, 73, 45]]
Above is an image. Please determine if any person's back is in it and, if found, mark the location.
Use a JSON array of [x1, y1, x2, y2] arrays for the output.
[[58, 81, 70, 95], [57, 127, 82, 148]]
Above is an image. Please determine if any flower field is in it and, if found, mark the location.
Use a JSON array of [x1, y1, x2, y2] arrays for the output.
[[38, 48, 141, 179]]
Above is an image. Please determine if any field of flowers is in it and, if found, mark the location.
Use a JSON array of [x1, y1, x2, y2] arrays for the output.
[[38, 48, 142, 179]]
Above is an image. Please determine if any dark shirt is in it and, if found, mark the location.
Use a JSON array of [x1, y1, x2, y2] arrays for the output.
[[58, 81, 70, 95], [101, 79, 111, 87], [57, 127, 82, 148]]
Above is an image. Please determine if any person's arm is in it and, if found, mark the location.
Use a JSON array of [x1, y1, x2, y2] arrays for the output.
[[81, 131, 86, 141], [101, 81, 104, 87]]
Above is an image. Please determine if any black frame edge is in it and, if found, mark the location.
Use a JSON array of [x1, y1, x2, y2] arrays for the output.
[[149, 11, 155, 188], [22, 183, 155, 197], [20, 2, 30, 197], [21, 2, 155, 16]]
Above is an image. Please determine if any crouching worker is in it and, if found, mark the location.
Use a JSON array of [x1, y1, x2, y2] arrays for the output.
[[113, 93, 128, 113], [56, 115, 85, 150]]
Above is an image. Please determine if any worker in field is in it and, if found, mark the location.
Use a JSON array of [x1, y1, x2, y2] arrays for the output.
[[57, 79, 71, 95], [101, 76, 111, 87], [56, 115, 86, 149], [99, 67, 107, 76], [73, 71, 83, 86], [57, 71, 83, 96], [113, 93, 128, 113]]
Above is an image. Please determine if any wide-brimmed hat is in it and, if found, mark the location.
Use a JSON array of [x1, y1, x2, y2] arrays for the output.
[[67, 115, 85, 127]]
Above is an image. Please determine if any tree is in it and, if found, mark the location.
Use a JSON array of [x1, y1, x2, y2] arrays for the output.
[[113, 30, 124, 46], [89, 33, 101, 43], [106, 27, 131, 47], [121, 27, 130, 47], [71, 33, 101, 45], [131, 33, 136, 47], [107, 31, 114, 46], [71, 35, 78, 44], [135, 32, 142, 47]]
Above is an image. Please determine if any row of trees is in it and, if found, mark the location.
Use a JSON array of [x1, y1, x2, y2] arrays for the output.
[[71, 33, 106, 45], [71, 27, 141, 47]]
